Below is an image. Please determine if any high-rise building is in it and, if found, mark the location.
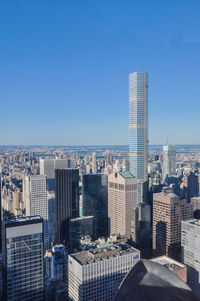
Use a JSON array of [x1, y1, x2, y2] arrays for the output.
[[55, 169, 79, 245], [131, 203, 151, 253], [40, 159, 76, 190], [45, 244, 68, 299], [108, 171, 137, 239], [92, 152, 97, 174], [47, 191, 55, 246], [182, 172, 199, 203], [69, 216, 94, 250], [122, 158, 129, 172], [12, 190, 23, 215], [2, 216, 44, 301], [24, 175, 49, 250], [129, 72, 148, 203], [68, 243, 140, 301], [82, 174, 108, 238], [152, 191, 193, 259], [181, 219, 200, 298], [162, 145, 176, 181], [191, 197, 200, 218]]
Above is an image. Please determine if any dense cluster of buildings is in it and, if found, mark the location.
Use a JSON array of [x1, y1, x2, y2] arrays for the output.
[[0, 72, 200, 300]]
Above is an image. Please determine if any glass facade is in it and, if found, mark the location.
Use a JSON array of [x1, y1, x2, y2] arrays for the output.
[[3, 218, 44, 301], [82, 174, 108, 239]]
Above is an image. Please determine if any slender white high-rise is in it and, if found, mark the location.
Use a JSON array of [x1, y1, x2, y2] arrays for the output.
[[24, 175, 49, 250], [129, 72, 148, 203], [162, 145, 176, 181], [92, 152, 97, 174]]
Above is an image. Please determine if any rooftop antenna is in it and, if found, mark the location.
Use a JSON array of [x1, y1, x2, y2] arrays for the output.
[[166, 137, 168, 146]]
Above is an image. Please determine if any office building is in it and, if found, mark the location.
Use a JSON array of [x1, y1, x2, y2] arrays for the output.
[[82, 174, 108, 238], [24, 175, 49, 250], [68, 243, 140, 301], [69, 216, 94, 250], [129, 72, 148, 203], [191, 197, 200, 218], [2, 216, 44, 301], [131, 203, 151, 253], [45, 245, 68, 301], [45, 244, 67, 291], [55, 169, 79, 244], [162, 145, 176, 181], [182, 172, 199, 203], [40, 158, 76, 190], [12, 190, 24, 215], [108, 171, 137, 239], [181, 219, 200, 298], [122, 158, 129, 172], [92, 152, 97, 174], [152, 256, 187, 282], [47, 191, 55, 246], [153, 191, 192, 259]]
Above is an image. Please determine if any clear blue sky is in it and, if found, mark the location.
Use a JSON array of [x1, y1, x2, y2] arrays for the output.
[[1, 0, 200, 145]]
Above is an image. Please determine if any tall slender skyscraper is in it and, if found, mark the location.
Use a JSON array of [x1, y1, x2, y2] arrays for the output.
[[92, 152, 97, 174], [24, 175, 49, 250], [129, 72, 148, 203], [55, 169, 79, 244]]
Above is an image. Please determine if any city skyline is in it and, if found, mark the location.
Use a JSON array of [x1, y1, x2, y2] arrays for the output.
[[1, 1, 200, 145]]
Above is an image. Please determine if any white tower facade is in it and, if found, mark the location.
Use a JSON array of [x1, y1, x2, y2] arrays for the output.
[[24, 175, 49, 250], [162, 145, 176, 181]]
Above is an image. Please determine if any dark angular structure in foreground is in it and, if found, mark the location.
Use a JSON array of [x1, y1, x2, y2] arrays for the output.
[[114, 259, 198, 301]]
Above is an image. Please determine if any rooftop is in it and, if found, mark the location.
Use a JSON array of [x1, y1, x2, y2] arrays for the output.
[[183, 219, 200, 227], [70, 216, 94, 222], [119, 171, 135, 179], [152, 256, 185, 271], [3, 215, 42, 224], [70, 243, 139, 265]]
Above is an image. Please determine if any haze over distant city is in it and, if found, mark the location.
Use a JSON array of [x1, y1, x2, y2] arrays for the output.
[[1, 0, 200, 145]]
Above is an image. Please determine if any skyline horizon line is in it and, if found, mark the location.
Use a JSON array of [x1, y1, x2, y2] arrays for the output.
[[0, 143, 199, 147]]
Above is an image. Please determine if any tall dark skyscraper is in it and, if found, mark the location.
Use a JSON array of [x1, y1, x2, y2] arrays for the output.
[[2, 216, 44, 301], [82, 174, 108, 238], [182, 172, 199, 203], [55, 169, 79, 244]]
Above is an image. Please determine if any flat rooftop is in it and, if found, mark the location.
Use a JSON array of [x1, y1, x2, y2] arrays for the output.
[[70, 216, 94, 222], [3, 215, 42, 224], [119, 172, 135, 178], [183, 219, 200, 227], [70, 243, 139, 265], [152, 256, 185, 271]]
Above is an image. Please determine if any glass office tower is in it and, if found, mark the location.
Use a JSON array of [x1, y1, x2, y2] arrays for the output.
[[129, 72, 148, 203], [2, 216, 44, 301], [82, 174, 108, 239]]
